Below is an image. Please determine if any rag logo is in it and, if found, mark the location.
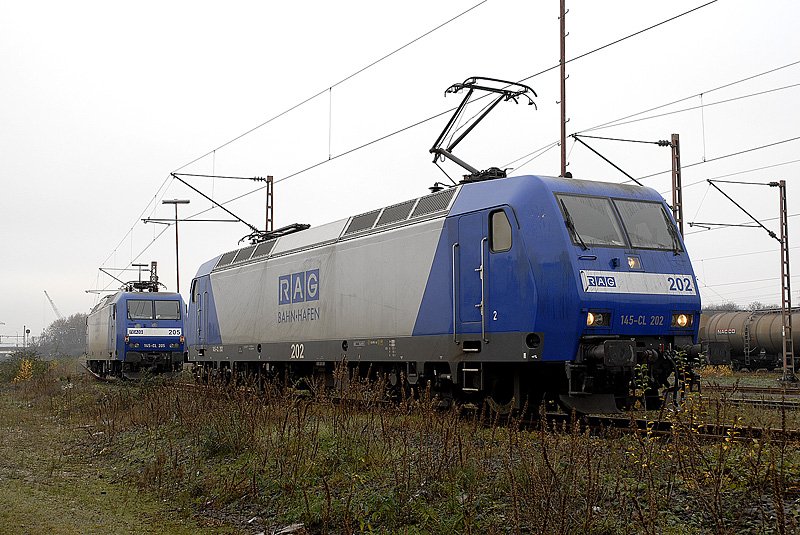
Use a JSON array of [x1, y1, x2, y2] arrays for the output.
[[586, 275, 617, 288], [279, 269, 319, 305]]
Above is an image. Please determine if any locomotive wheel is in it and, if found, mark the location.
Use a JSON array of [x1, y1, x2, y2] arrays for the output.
[[484, 372, 515, 416], [485, 395, 514, 416]]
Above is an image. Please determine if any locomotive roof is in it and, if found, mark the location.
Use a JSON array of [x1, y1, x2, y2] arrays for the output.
[[199, 174, 666, 277]]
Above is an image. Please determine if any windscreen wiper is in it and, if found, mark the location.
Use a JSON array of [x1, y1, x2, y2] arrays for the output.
[[560, 199, 589, 251], [662, 209, 682, 256]]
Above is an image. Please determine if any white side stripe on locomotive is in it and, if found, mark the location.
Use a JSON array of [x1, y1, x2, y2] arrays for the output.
[[580, 270, 697, 296], [127, 328, 183, 337]]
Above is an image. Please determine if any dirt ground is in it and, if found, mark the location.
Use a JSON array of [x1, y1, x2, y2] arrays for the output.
[[0, 389, 240, 535]]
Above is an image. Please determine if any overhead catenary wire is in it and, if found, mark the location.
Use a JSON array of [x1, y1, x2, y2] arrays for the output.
[[505, 141, 561, 173], [708, 283, 791, 299], [98, 0, 724, 282], [514, 0, 720, 88], [98, 174, 173, 269], [94, 0, 490, 282], [702, 275, 800, 289], [632, 135, 800, 183], [659, 158, 800, 195], [695, 245, 800, 263], [577, 58, 800, 134], [99, 226, 172, 292], [173, 0, 722, 222], [579, 82, 800, 134], [172, 0, 490, 174], [697, 281, 730, 303]]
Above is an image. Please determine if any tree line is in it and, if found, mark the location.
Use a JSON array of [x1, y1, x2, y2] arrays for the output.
[[33, 313, 87, 358]]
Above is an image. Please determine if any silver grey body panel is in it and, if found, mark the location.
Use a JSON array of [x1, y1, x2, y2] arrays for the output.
[[86, 295, 114, 359], [211, 216, 445, 344]]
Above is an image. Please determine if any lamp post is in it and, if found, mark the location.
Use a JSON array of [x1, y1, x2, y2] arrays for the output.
[[162, 199, 190, 293]]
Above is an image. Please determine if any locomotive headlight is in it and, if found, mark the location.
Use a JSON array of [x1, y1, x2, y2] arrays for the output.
[[672, 313, 692, 328], [586, 311, 608, 327]]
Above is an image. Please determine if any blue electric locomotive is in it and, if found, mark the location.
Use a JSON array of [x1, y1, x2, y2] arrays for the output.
[[185, 173, 700, 412], [87, 280, 186, 377]]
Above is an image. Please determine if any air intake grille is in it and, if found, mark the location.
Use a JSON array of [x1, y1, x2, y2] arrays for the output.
[[233, 245, 257, 263], [411, 188, 456, 218], [344, 209, 381, 235], [376, 199, 416, 227], [215, 250, 238, 268], [252, 239, 276, 259]]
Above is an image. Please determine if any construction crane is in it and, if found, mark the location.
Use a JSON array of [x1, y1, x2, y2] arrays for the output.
[[43, 290, 64, 320]]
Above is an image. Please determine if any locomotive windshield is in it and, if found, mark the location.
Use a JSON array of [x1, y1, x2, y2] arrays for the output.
[[558, 194, 682, 252], [127, 299, 181, 320], [613, 199, 682, 252], [556, 194, 626, 247], [155, 300, 181, 320], [128, 300, 152, 319]]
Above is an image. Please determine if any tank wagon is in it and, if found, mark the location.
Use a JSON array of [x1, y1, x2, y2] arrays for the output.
[[87, 265, 185, 377], [186, 174, 700, 412], [699, 310, 796, 370]]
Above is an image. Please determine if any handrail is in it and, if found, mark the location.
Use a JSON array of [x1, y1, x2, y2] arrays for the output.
[[478, 237, 488, 342], [452, 243, 459, 344]]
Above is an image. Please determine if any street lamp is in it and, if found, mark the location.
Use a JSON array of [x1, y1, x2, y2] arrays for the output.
[[162, 199, 190, 293]]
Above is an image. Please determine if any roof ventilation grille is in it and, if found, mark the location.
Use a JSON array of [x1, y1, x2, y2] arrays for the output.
[[252, 239, 277, 259], [376, 199, 416, 227], [344, 209, 381, 235], [411, 188, 456, 218], [215, 250, 238, 268]]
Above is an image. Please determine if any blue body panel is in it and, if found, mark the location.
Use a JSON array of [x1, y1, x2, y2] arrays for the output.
[[412, 175, 700, 360], [114, 292, 185, 361], [185, 256, 223, 347]]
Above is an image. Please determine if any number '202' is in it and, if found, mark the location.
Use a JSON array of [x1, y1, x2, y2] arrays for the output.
[[668, 277, 693, 292]]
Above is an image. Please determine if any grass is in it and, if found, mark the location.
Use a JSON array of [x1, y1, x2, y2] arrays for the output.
[[0, 355, 238, 534], [2, 355, 800, 534]]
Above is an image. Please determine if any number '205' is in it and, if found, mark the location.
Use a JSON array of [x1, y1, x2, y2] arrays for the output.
[[668, 277, 693, 292]]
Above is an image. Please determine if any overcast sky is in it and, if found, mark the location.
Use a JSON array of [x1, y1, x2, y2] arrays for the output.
[[2, 0, 800, 341]]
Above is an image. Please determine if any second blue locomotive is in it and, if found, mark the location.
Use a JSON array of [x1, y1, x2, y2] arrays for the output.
[[185, 174, 701, 412], [87, 264, 186, 377]]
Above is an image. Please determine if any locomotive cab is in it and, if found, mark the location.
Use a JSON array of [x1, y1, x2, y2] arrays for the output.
[[86, 291, 186, 377], [538, 178, 700, 411]]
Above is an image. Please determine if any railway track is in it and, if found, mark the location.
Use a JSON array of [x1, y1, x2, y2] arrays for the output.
[[720, 397, 800, 411], [704, 384, 800, 396], [82, 363, 116, 382], [91, 374, 800, 441], [541, 412, 800, 441]]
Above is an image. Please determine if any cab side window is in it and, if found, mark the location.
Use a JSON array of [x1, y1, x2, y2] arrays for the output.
[[490, 210, 512, 252]]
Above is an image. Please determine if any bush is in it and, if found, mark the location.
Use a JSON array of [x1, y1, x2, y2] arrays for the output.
[[0, 351, 49, 384]]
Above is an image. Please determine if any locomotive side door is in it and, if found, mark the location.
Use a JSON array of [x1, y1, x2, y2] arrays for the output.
[[107, 304, 116, 358], [457, 211, 489, 341], [190, 276, 207, 348], [196, 285, 205, 348]]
